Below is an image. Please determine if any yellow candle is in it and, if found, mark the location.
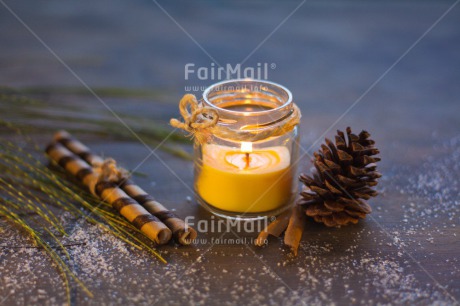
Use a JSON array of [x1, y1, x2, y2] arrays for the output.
[[196, 143, 293, 213]]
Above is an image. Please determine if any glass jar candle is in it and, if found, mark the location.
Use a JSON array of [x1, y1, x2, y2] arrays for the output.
[[193, 79, 300, 220]]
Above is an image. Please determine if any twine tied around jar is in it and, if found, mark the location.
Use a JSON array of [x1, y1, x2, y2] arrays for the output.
[[170, 94, 219, 144], [170, 93, 301, 144]]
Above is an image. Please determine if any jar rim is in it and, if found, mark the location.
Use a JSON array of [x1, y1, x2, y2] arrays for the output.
[[202, 78, 293, 117]]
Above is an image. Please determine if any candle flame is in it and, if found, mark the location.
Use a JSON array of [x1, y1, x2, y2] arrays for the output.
[[240, 142, 252, 169], [240, 142, 253, 153]]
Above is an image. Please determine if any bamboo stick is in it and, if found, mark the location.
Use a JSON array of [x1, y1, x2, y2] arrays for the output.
[[45, 142, 172, 244], [54, 130, 197, 245], [119, 179, 197, 245]]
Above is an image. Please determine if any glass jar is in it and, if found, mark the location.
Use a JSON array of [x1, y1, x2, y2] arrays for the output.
[[193, 79, 300, 220]]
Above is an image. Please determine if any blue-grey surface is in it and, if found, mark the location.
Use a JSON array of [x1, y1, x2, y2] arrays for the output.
[[0, 1, 459, 305]]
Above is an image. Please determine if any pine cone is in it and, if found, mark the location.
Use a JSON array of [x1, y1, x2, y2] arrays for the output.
[[298, 127, 381, 227]]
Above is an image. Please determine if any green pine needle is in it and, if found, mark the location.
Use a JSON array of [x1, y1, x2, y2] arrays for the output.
[[0, 120, 169, 304]]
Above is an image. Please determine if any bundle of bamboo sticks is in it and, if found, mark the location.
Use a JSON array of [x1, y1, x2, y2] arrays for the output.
[[45, 130, 197, 245]]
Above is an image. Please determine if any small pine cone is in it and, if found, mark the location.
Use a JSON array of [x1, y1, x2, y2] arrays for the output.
[[298, 127, 381, 227]]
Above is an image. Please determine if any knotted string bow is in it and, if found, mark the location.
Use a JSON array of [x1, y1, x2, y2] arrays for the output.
[[169, 94, 218, 143], [170, 93, 301, 143], [93, 158, 130, 183]]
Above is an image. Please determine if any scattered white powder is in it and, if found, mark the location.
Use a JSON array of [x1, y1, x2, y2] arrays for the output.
[[0, 136, 459, 304]]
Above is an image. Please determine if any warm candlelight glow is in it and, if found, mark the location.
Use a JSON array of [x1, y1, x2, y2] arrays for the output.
[[196, 144, 293, 213], [193, 79, 299, 218], [240, 142, 253, 153]]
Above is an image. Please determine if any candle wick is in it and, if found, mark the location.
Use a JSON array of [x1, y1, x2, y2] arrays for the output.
[[244, 152, 250, 169]]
